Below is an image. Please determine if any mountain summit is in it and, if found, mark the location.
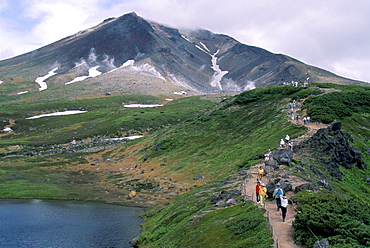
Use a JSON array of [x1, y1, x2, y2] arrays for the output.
[[0, 12, 365, 97]]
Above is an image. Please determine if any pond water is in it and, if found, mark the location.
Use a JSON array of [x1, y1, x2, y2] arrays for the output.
[[0, 199, 145, 248]]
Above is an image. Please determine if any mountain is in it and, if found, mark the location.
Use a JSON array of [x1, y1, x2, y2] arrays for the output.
[[0, 12, 367, 98]]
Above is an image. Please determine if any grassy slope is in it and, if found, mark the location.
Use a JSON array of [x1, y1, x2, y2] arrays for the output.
[[134, 88, 310, 247], [135, 85, 370, 248]]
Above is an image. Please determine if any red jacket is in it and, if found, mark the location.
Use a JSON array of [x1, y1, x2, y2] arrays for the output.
[[256, 185, 261, 194]]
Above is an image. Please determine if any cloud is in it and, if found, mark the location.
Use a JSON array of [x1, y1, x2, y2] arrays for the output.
[[0, 0, 370, 83], [24, 0, 96, 44]]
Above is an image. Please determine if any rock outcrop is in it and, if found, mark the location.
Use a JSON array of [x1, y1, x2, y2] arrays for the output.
[[266, 179, 293, 197], [272, 149, 293, 166], [295, 121, 367, 180]]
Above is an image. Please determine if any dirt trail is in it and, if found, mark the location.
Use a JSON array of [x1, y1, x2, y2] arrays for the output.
[[241, 100, 329, 248], [242, 162, 303, 248]]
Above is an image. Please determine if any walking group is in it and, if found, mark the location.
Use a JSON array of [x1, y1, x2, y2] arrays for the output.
[[289, 100, 311, 125], [255, 163, 289, 222], [279, 134, 293, 150]]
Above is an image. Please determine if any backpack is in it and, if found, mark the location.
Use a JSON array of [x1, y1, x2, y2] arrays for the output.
[[277, 188, 283, 196]]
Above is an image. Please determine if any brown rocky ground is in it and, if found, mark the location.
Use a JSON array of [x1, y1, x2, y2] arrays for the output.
[[51, 140, 202, 207]]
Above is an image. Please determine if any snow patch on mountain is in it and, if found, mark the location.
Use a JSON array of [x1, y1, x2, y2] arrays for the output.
[[123, 104, 163, 108], [17, 91, 29, 95], [26, 110, 87, 119], [35, 67, 58, 91], [181, 35, 190, 42], [3, 127, 12, 132], [194, 43, 228, 90], [210, 50, 228, 90], [65, 66, 102, 85], [174, 91, 187, 95], [200, 42, 210, 52], [105, 135, 144, 141], [195, 45, 208, 54]]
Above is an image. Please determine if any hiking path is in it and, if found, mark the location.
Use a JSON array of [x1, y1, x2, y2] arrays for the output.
[[241, 98, 328, 248]]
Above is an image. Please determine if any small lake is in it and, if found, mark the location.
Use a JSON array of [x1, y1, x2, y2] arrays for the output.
[[0, 199, 145, 248]]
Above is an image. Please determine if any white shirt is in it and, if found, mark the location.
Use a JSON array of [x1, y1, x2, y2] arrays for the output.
[[280, 195, 288, 207]]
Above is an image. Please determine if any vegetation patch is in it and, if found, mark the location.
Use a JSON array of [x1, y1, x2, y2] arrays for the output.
[[293, 191, 370, 248]]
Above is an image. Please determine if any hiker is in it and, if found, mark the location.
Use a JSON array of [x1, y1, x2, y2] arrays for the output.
[[259, 183, 267, 206], [255, 181, 261, 203], [288, 142, 293, 150], [264, 151, 270, 164], [273, 184, 284, 211], [285, 134, 290, 144], [280, 195, 289, 222], [268, 149, 272, 160], [257, 166, 264, 181], [280, 139, 285, 148]]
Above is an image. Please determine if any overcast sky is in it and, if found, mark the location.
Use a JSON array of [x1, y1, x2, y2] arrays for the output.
[[1, 0, 369, 82]]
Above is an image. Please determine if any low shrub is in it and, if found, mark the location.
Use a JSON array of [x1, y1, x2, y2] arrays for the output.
[[303, 87, 370, 123], [226, 215, 264, 235], [293, 191, 370, 247]]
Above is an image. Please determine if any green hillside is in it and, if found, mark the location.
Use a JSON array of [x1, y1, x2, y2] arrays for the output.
[[1, 84, 369, 247]]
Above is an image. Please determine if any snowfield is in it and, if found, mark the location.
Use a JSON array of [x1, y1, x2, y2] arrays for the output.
[[26, 110, 87, 119]]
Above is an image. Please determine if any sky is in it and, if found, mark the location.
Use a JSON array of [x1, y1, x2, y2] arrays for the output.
[[1, 0, 369, 83]]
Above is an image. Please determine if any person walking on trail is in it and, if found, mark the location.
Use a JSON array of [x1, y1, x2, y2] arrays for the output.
[[280, 195, 289, 222], [280, 139, 285, 148], [259, 183, 267, 206], [255, 181, 261, 203], [257, 166, 264, 181], [285, 134, 290, 143], [268, 149, 272, 160], [288, 141, 293, 150], [264, 151, 270, 164], [273, 184, 284, 211]]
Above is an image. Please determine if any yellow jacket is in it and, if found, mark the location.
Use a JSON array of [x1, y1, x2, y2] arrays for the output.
[[259, 186, 267, 196]]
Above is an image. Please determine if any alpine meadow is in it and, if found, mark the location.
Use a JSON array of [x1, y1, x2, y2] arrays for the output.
[[1, 12, 370, 248]]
